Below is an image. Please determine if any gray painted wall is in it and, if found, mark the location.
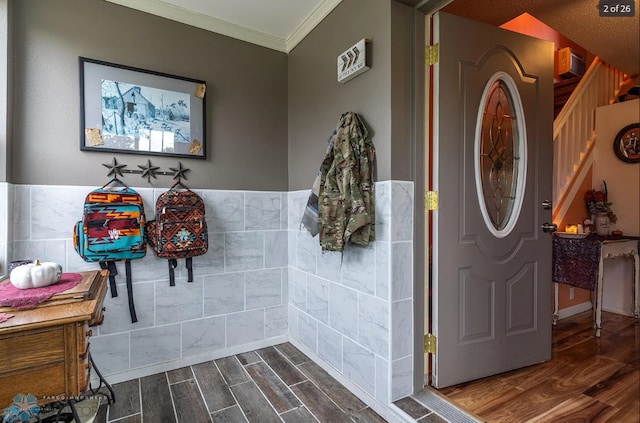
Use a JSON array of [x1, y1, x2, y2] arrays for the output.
[[10, 0, 288, 190], [0, 0, 11, 182], [9, 0, 418, 191], [287, 0, 416, 189], [390, 1, 414, 182], [288, 0, 393, 190]]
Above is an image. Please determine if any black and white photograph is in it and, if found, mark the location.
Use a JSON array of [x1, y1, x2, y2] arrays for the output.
[[80, 57, 206, 159]]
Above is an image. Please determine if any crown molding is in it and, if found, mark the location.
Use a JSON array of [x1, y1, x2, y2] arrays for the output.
[[104, 0, 343, 54], [104, 0, 287, 52], [285, 0, 342, 53]]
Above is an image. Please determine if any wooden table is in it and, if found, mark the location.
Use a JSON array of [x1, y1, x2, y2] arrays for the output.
[[552, 235, 639, 336], [0, 270, 109, 416]]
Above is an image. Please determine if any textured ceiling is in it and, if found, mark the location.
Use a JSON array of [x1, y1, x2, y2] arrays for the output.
[[440, 0, 639, 77]]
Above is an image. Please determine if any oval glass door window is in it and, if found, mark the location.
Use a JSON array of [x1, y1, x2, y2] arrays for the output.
[[474, 72, 527, 238]]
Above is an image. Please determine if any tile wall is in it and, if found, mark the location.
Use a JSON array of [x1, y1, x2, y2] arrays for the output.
[[7, 184, 290, 381], [287, 181, 415, 404], [0, 183, 6, 276], [2, 180, 414, 407]]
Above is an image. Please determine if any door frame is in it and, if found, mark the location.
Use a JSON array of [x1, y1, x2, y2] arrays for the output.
[[414, 1, 555, 390], [411, 0, 454, 392]]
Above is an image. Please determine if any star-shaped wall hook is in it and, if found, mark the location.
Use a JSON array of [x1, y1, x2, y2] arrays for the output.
[[138, 159, 160, 183], [103, 157, 127, 178], [170, 162, 190, 181]]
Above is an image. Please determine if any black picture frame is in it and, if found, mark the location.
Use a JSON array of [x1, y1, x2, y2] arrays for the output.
[[612, 123, 640, 163], [79, 57, 206, 159]]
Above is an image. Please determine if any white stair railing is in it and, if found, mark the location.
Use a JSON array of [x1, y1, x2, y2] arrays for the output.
[[552, 57, 626, 217]]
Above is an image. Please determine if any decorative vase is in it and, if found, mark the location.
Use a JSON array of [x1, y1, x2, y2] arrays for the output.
[[594, 212, 610, 236]]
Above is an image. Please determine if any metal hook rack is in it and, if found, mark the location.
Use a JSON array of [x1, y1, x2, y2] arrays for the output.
[[102, 157, 191, 183]]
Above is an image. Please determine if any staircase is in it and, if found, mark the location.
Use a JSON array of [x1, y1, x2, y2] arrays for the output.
[[554, 77, 582, 119], [552, 57, 626, 222]]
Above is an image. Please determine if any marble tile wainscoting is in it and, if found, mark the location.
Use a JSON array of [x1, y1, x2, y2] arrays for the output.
[[7, 184, 291, 382], [0, 183, 7, 276], [287, 181, 415, 408], [0, 180, 415, 419]]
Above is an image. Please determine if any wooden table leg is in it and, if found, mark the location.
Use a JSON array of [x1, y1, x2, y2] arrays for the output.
[[595, 246, 605, 337], [552, 282, 559, 325], [633, 249, 639, 319]]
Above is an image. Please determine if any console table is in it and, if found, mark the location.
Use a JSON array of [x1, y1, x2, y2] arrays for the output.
[[0, 270, 112, 420], [552, 235, 640, 336]]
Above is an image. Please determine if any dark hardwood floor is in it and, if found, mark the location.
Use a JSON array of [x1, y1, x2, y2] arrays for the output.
[[54, 311, 637, 423], [93, 343, 387, 423], [436, 311, 640, 423]]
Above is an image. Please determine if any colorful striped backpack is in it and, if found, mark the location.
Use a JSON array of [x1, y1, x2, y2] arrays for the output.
[[146, 182, 208, 285], [73, 179, 146, 322]]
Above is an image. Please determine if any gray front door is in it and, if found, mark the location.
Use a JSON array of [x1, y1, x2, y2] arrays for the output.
[[431, 11, 554, 388]]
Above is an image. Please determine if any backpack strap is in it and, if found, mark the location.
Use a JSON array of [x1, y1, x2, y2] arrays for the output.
[[125, 260, 138, 323], [186, 257, 193, 283], [168, 259, 194, 285], [99, 261, 118, 297], [168, 259, 178, 286]]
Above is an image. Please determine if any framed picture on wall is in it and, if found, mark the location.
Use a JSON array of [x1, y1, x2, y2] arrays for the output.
[[79, 57, 207, 159], [612, 123, 640, 163]]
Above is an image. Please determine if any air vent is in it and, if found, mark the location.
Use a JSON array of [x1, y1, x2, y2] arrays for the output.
[[557, 47, 586, 78]]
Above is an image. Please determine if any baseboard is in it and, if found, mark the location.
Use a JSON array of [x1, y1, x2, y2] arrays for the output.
[[95, 334, 288, 386], [602, 306, 633, 317], [558, 301, 592, 320]]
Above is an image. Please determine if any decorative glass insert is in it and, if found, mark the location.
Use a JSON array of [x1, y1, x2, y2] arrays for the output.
[[475, 72, 527, 237]]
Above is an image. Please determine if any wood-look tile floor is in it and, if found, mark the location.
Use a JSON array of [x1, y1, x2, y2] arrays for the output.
[[88, 311, 638, 423], [434, 311, 640, 423], [93, 343, 387, 423]]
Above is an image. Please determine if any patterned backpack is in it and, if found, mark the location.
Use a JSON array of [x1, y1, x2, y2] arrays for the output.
[[73, 179, 146, 323], [146, 182, 208, 285]]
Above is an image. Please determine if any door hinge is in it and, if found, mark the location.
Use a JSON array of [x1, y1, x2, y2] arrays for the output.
[[425, 43, 439, 66], [424, 333, 436, 354], [425, 191, 438, 211]]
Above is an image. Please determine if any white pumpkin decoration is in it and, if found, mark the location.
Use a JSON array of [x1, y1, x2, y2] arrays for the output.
[[9, 260, 63, 289]]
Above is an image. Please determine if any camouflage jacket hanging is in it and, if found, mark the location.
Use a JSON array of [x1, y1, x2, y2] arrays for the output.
[[318, 112, 375, 252]]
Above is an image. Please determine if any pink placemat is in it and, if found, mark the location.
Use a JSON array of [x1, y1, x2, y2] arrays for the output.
[[0, 312, 14, 323], [0, 273, 83, 309]]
